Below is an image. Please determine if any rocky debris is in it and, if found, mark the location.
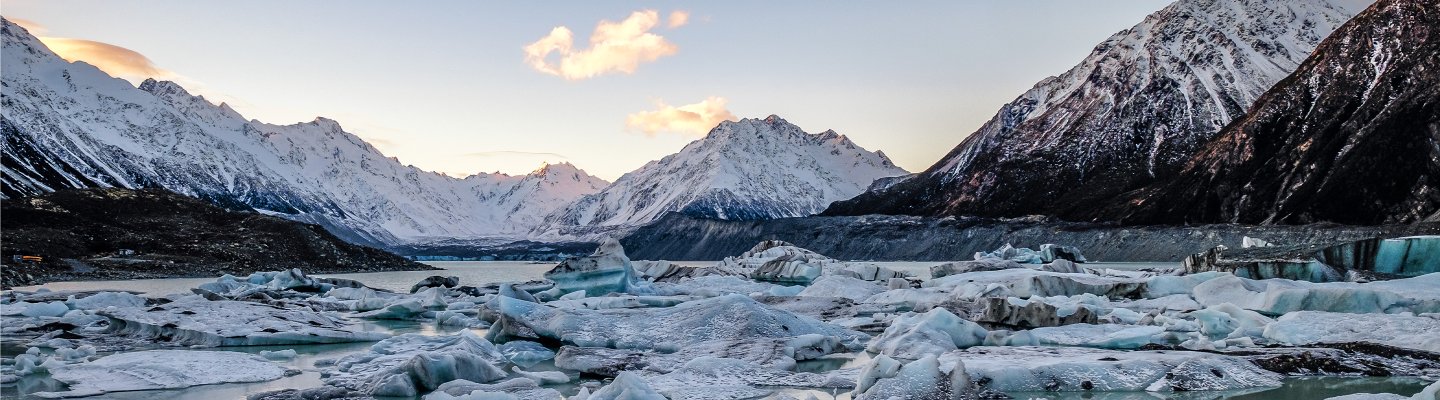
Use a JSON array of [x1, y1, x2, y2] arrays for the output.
[[409, 276, 460, 294], [0, 188, 433, 287]]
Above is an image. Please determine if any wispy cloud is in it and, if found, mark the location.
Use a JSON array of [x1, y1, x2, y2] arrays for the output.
[[463, 150, 569, 159], [523, 10, 683, 80], [667, 11, 690, 29], [626, 97, 737, 137]]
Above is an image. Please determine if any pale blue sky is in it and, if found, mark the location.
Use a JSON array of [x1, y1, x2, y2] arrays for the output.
[[4, 1, 1173, 180]]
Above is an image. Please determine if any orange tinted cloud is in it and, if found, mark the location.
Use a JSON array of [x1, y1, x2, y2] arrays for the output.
[[667, 11, 690, 29], [40, 38, 170, 81], [626, 97, 737, 137], [523, 10, 681, 80]]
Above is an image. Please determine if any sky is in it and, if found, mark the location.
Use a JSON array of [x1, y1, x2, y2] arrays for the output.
[[2, 1, 1177, 181]]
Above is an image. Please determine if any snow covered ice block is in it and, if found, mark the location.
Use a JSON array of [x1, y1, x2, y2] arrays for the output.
[[798, 275, 884, 301], [499, 340, 556, 366], [1191, 273, 1440, 315], [930, 259, 1025, 279], [423, 377, 564, 400], [942, 346, 1282, 393], [100, 298, 389, 346], [1262, 311, 1440, 353], [544, 238, 643, 297], [19, 301, 69, 317], [487, 294, 866, 352], [868, 308, 988, 359], [556, 334, 850, 377], [646, 357, 854, 399], [64, 292, 145, 310], [582, 371, 667, 400], [995, 323, 1174, 349], [854, 354, 975, 400], [326, 330, 509, 397], [928, 268, 1147, 299], [632, 260, 746, 283], [34, 350, 287, 398]]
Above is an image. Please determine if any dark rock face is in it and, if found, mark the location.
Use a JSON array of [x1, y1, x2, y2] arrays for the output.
[[0, 188, 432, 287], [1091, 0, 1440, 225], [620, 213, 1440, 262], [824, 0, 1352, 221]]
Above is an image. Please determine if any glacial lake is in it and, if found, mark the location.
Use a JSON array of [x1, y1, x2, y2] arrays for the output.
[[6, 261, 1433, 399]]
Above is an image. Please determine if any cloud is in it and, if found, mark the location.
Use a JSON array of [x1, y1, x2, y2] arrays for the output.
[[40, 38, 171, 81], [523, 10, 681, 80], [8, 18, 47, 34], [626, 97, 737, 137], [667, 11, 690, 29]]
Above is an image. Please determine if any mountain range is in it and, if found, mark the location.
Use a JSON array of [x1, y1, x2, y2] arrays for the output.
[[825, 0, 1358, 220]]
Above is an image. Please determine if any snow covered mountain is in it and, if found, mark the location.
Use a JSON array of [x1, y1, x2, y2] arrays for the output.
[[1089, 0, 1440, 225], [826, 0, 1357, 220], [0, 18, 608, 246], [539, 115, 908, 236]]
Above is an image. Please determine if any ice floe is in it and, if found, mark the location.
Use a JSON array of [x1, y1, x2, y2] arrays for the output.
[[325, 330, 509, 397], [35, 350, 288, 398]]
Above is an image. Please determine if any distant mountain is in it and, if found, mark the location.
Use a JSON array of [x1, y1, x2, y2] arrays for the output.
[[539, 115, 908, 237], [1, 188, 431, 287], [1086, 0, 1440, 225], [825, 0, 1356, 220], [0, 18, 608, 247]]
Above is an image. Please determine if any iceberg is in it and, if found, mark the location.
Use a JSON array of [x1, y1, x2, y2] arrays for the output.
[[645, 357, 854, 399], [1190, 273, 1440, 315], [995, 324, 1174, 349], [35, 350, 287, 398], [423, 378, 564, 400], [854, 354, 974, 400], [64, 292, 145, 310], [499, 340, 556, 366], [325, 331, 509, 397], [410, 275, 460, 293], [930, 259, 1025, 279], [868, 308, 987, 359], [487, 294, 866, 352], [101, 298, 389, 346], [544, 238, 643, 297], [943, 346, 1282, 392], [632, 260, 745, 283], [928, 268, 1147, 299], [20, 301, 69, 318], [581, 371, 666, 400], [797, 275, 884, 301], [1262, 311, 1440, 352]]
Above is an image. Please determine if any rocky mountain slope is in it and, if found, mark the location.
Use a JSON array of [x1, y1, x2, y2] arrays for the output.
[[1087, 0, 1440, 225], [0, 188, 432, 287], [0, 18, 608, 247], [825, 0, 1356, 220], [538, 115, 907, 237], [620, 213, 1440, 262]]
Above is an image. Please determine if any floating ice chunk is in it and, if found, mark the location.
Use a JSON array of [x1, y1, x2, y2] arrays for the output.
[[437, 310, 489, 328], [854, 354, 974, 400], [930, 259, 1025, 279], [509, 366, 569, 385], [996, 324, 1172, 349], [64, 292, 144, 310], [862, 287, 951, 312], [798, 275, 884, 302], [1185, 303, 1274, 340], [1262, 311, 1440, 352], [584, 371, 666, 400], [52, 345, 95, 362], [943, 346, 1282, 393], [326, 331, 509, 397], [260, 349, 298, 360], [1144, 271, 1228, 298], [487, 294, 865, 352], [928, 268, 1146, 299], [424, 378, 564, 400], [316, 287, 394, 312], [101, 299, 388, 347], [975, 243, 1046, 264], [955, 296, 1100, 329], [545, 238, 643, 297], [357, 299, 427, 320], [646, 357, 854, 399], [633, 260, 746, 283], [1040, 244, 1088, 263], [35, 350, 286, 398], [1191, 274, 1437, 315], [654, 275, 784, 298], [868, 308, 987, 359], [21, 301, 69, 317], [499, 341, 556, 366], [410, 275, 460, 293]]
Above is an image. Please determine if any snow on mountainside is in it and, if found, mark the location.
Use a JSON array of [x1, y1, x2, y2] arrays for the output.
[[0, 18, 608, 246], [1089, 0, 1440, 225], [539, 115, 908, 237], [826, 0, 1357, 220]]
